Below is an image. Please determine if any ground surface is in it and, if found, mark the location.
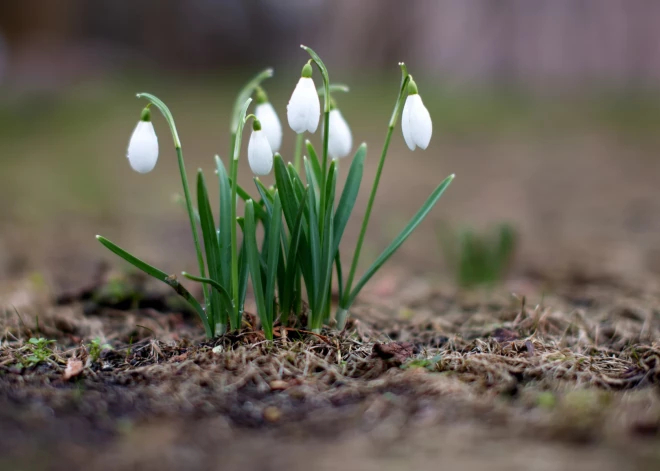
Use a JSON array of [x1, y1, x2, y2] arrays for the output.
[[2, 82, 660, 470]]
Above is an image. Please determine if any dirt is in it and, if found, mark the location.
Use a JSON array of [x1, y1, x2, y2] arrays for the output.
[[1, 267, 660, 471]]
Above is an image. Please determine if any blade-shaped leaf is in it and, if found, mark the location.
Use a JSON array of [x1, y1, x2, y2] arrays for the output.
[[305, 140, 323, 191], [96, 235, 211, 337], [280, 187, 309, 323], [335, 253, 344, 301], [288, 162, 308, 204], [197, 170, 225, 328], [305, 177, 321, 310], [265, 192, 283, 327], [333, 144, 366, 256], [215, 156, 232, 288], [238, 232, 249, 318], [181, 272, 234, 311], [244, 200, 272, 340], [346, 174, 455, 307], [274, 155, 299, 231]]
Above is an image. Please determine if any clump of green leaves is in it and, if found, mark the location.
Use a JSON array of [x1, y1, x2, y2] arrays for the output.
[[13, 337, 57, 368], [97, 46, 454, 339], [440, 223, 517, 288], [87, 337, 111, 363]]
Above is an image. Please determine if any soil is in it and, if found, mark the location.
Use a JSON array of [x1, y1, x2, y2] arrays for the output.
[[1, 267, 660, 471]]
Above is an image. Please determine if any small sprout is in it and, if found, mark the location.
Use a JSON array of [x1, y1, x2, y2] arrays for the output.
[[127, 106, 159, 173], [247, 118, 274, 176], [24, 337, 56, 367], [327, 108, 352, 159], [440, 223, 517, 288], [287, 61, 320, 134], [401, 77, 432, 151], [88, 337, 112, 363]]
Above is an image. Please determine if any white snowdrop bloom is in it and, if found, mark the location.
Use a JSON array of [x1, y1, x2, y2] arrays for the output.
[[247, 121, 273, 176], [287, 63, 320, 134], [255, 102, 282, 153], [327, 109, 352, 159], [127, 108, 159, 173], [401, 79, 432, 151]]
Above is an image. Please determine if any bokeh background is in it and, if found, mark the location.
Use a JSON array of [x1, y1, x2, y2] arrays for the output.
[[2, 0, 660, 292]]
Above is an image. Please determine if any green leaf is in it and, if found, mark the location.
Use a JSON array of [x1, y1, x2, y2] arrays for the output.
[[333, 144, 366, 256], [197, 170, 226, 328], [280, 187, 309, 323], [287, 162, 308, 204], [245, 200, 272, 340], [181, 272, 234, 311], [274, 155, 299, 231], [238, 234, 249, 316], [346, 174, 455, 307], [254, 178, 275, 215], [215, 156, 232, 288], [335, 253, 344, 301], [305, 140, 323, 190], [314, 161, 336, 328], [96, 235, 211, 337], [265, 192, 283, 328], [230, 68, 273, 134], [304, 157, 321, 219], [305, 176, 321, 310]]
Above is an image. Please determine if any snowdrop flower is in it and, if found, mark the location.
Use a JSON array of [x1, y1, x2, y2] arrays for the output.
[[127, 107, 159, 173], [327, 108, 352, 159], [254, 87, 282, 153], [247, 118, 273, 176], [401, 78, 432, 151], [287, 61, 320, 134]]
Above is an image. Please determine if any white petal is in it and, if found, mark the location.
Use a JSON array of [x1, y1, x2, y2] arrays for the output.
[[401, 95, 416, 151], [247, 130, 273, 176], [255, 102, 282, 152], [127, 121, 158, 173], [409, 95, 432, 150], [328, 109, 352, 159], [287, 77, 320, 134]]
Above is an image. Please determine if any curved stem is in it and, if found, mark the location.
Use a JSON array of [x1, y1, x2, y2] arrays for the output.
[[176, 146, 209, 304], [341, 68, 410, 313], [229, 98, 254, 329], [136, 93, 209, 306]]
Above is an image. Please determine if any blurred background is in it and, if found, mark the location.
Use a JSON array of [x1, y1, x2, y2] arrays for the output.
[[2, 0, 660, 292]]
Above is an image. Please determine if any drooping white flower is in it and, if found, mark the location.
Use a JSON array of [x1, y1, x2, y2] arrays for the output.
[[255, 101, 282, 153], [247, 120, 273, 176], [126, 107, 159, 173], [287, 62, 320, 134], [327, 109, 352, 159], [401, 78, 432, 151]]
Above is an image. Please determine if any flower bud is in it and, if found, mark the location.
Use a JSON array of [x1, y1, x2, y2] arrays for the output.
[[287, 66, 320, 134], [327, 109, 352, 159], [247, 119, 273, 176], [127, 107, 159, 173], [254, 89, 282, 153], [401, 78, 432, 151]]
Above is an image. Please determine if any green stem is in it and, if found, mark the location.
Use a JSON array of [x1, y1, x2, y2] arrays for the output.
[[230, 149, 240, 329], [176, 147, 209, 307], [294, 133, 304, 173], [341, 76, 409, 311]]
